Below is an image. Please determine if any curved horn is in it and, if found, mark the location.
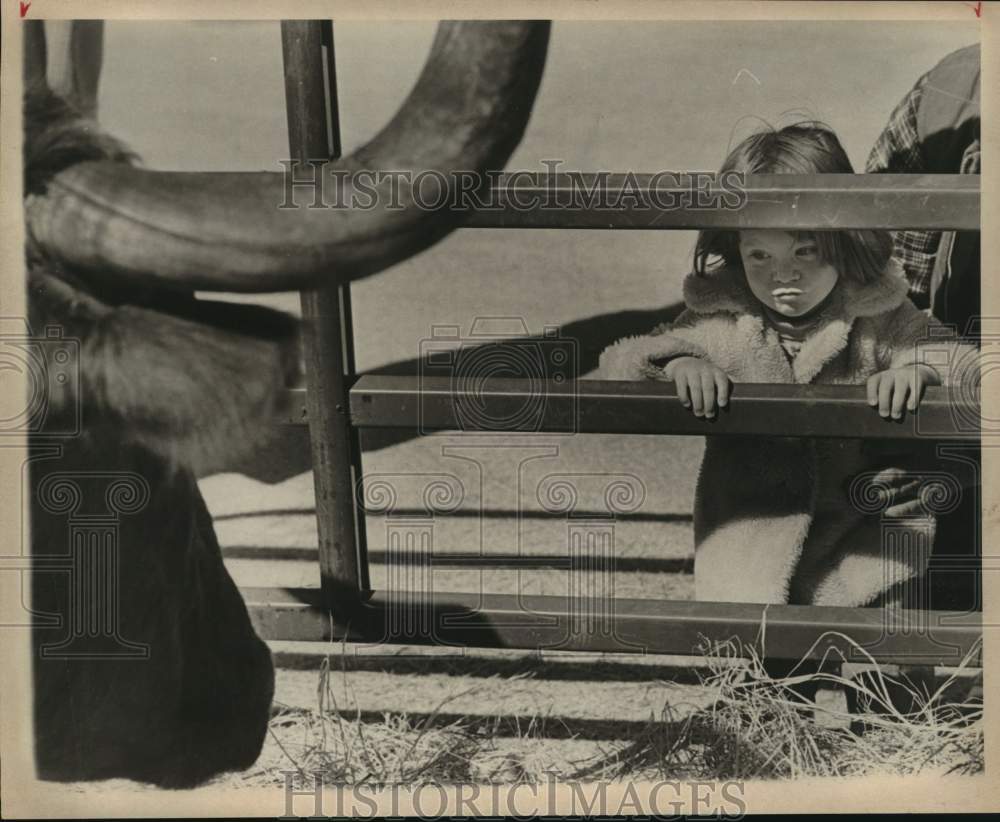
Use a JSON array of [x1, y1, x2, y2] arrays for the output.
[[26, 21, 550, 292]]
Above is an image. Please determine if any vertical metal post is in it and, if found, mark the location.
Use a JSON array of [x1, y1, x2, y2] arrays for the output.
[[280, 21, 368, 617], [318, 23, 369, 591]]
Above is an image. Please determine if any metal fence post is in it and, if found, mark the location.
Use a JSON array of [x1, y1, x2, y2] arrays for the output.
[[280, 20, 369, 619]]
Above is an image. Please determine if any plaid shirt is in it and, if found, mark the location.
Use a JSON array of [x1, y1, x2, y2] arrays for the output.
[[866, 71, 981, 308]]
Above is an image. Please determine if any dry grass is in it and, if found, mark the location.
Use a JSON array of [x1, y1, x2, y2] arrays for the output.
[[579, 633, 983, 781], [233, 649, 555, 786], [228, 634, 983, 788]]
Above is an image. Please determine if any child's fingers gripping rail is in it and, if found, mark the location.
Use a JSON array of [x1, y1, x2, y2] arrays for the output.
[[866, 364, 941, 420], [664, 355, 732, 419]]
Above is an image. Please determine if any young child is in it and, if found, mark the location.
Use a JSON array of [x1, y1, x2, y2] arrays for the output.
[[597, 124, 972, 607]]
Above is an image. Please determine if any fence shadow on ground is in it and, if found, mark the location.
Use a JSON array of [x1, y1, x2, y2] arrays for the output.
[[225, 301, 686, 483]]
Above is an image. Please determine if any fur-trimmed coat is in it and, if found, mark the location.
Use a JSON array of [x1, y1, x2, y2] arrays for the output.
[[596, 260, 972, 606]]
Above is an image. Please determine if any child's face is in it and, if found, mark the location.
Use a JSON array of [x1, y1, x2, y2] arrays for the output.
[[738, 230, 839, 318]]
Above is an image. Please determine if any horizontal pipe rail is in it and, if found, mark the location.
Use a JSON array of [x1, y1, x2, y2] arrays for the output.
[[279, 378, 980, 440], [242, 587, 981, 666], [461, 173, 979, 230]]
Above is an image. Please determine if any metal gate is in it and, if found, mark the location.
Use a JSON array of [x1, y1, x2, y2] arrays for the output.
[[243, 20, 982, 669]]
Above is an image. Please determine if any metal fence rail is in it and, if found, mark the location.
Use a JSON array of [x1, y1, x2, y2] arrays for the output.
[[276, 378, 980, 441], [463, 172, 980, 231], [245, 587, 982, 666]]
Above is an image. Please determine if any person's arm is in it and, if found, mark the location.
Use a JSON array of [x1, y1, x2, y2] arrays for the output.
[[866, 77, 925, 174], [595, 310, 732, 418], [594, 309, 723, 380], [867, 75, 941, 310]]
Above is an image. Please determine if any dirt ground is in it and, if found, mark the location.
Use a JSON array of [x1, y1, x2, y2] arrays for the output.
[[199, 428, 708, 782]]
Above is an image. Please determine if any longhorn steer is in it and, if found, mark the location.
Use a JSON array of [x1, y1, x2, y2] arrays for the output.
[[24, 20, 549, 787]]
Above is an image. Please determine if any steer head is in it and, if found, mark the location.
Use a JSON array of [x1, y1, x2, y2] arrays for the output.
[[23, 20, 551, 475]]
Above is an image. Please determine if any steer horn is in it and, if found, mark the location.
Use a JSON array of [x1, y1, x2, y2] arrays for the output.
[[25, 21, 550, 292]]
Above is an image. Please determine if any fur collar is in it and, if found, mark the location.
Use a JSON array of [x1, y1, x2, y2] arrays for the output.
[[682, 259, 910, 384], [682, 258, 910, 320]]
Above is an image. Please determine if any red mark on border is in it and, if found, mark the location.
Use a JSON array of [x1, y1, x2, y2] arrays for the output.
[[19, 1, 31, 17], [965, 1, 983, 17]]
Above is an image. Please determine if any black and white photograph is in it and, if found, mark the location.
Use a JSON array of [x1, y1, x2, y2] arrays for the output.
[[1, 1, 994, 816]]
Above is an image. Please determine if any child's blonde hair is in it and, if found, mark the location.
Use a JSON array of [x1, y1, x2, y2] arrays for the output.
[[693, 122, 894, 284]]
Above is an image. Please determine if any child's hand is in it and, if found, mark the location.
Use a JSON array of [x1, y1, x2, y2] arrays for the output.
[[867, 365, 941, 419], [664, 357, 731, 419]]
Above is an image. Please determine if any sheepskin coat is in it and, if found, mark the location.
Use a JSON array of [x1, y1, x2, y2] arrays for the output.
[[596, 260, 970, 606]]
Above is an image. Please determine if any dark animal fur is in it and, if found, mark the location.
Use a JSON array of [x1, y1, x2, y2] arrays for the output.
[[28, 88, 296, 787]]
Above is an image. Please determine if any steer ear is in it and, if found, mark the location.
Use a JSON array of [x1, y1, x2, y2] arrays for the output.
[[30, 269, 299, 477], [24, 86, 136, 197], [92, 302, 300, 477]]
